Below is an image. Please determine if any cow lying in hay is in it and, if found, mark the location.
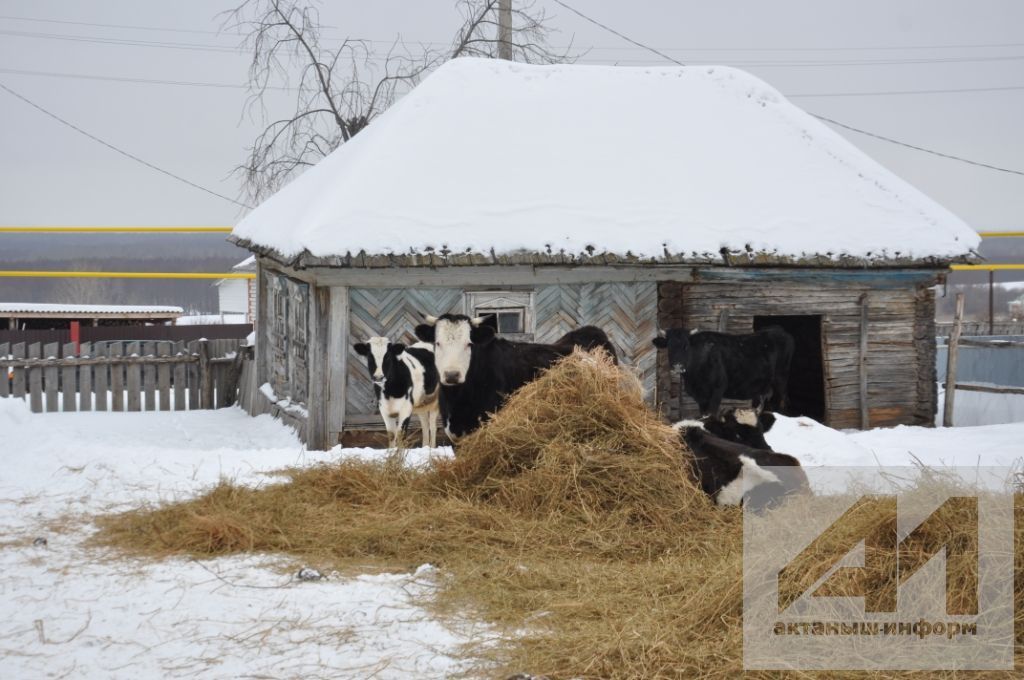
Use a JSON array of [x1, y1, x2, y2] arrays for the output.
[[354, 337, 440, 448], [672, 411, 808, 512], [652, 326, 794, 417], [415, 314, 618, 439]]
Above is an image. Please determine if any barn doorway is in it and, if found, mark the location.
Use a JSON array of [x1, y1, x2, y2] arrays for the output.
[[753, 315, 826, 422]]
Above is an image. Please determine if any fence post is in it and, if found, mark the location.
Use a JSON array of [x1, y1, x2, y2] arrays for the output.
[[198, 339, 213, 409], [942, 292, 965, 427], [858, 293, 869, 430]]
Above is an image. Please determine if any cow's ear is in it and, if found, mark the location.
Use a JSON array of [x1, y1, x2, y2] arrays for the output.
[[759, 412, 777, 432], [390, 342, 406, 356], [652, 336, 668, 349], [354, 342, 370, 356], [414, 324, 435, 343], [470, 324, 496, 345]]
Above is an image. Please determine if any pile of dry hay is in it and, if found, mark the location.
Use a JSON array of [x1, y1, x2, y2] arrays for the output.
[[96, 350, 1023, 678]]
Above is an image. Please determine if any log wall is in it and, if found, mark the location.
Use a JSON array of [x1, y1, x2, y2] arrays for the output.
[[656, 277, 939, 429]]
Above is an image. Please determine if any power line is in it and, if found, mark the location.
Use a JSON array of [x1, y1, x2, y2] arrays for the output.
[[0, 82, 253, 209], [786, 84, 1024, 98], [6, 66, 1024, 100], [811, 114, 1024, 176], [550, 0, 1024, 177], [6, 13, 1024, 52], [0, 67, 288, 91]]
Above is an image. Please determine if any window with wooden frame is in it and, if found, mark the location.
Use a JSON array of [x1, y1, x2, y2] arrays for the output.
[[465, 291, 534, 340]]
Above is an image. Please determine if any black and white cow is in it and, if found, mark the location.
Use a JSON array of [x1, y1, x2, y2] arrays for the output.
[[699, 407, 777, 450], [353, 337, 440, 448], [652, 326, 794, 417], [414, 314, 617, 439], [673, 418, 808, 512]]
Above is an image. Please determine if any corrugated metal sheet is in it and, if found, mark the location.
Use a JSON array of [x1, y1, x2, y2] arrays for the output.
[[0, 303, 183, 315]]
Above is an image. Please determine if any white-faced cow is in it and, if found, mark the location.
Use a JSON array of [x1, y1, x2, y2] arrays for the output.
[[652, 326, 794, 418], [414, 314, 617, 440], [353, 337, 440, 449], [672, 418, 808, 512]]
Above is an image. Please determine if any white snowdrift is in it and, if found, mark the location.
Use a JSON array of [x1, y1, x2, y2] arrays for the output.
[[0, 401, 483, 679], [234, 58, 977, 263]]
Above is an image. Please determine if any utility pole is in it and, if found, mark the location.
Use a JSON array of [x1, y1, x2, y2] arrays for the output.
[[498, 0, 512, 60]]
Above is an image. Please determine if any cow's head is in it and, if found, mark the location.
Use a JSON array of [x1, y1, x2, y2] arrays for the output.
[[713, 408, 776, 450], [652, 328, 693, 371], [353, 336, 405, 386], [414, 313, 494, 386]]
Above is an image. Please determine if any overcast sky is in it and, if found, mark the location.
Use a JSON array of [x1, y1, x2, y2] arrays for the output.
[[1, 0, 1022, 236]]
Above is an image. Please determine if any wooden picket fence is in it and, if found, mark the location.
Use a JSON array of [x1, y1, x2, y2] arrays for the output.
[[0, 339, 245, 413]]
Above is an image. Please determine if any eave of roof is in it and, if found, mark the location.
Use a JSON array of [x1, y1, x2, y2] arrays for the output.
[[230, 235, 977, 272]]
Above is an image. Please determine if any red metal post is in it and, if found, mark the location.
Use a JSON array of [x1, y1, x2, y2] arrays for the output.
[[70, 320, 80, 355]]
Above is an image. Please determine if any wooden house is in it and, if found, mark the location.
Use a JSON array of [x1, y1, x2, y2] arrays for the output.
[[230, 59, 978, 448]]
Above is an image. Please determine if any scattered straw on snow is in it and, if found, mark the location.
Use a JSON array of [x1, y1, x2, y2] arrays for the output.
[[94, 353, 1024, 678]]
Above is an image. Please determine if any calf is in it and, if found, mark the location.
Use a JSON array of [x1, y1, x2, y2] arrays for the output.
[[353, 337, 440, 448], [673, 419, 808, 512], [414, 314, 617, 439], [699, 408, 777, 450], [652, 326, 794, 417]]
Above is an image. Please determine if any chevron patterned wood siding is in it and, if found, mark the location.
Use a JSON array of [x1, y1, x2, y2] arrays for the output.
[[534, 282, 659, 400], [347, 288, 464, 416], [346, 282, 658, 419]]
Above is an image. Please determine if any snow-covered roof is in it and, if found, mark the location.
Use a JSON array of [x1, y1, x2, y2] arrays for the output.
[[232, 255, 256, 271], [0, 303, 184, 318], [233, 58, 978, 267]]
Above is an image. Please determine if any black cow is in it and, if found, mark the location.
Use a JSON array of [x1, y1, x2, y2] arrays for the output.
[[652, 327, 794, 417], [414, 314, 617, 439], [673, 420, 808, 512], [353, 337, 440, 448]]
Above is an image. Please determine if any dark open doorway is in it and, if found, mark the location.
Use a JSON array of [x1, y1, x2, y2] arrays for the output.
[[753, 315, 827, 423]]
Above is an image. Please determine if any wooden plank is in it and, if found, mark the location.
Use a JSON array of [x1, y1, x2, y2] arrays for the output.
[[142, 341, 156, 411], [328, 286, 349, 441], [307, 286, 330, 449], [942, 292, 965, 427], [28, 342, 43, 413], [61, 342, 77, 412], [12, 342, 26, 399], [78, 342, 92, 412], [187, 340, 201, 410], [955, 383, 1024, 396], [199, 340, 213, 409], [4, 355, 198, 369], [126, 341, 142, 412], [110, 343, 125, 412], [858, 293, 869, 430], [0, 342, 8, 399], [157, 341, 172, 411], [93, 343, 108, 411], [173, 341, 187, 411], [43, 342, 59, 412]]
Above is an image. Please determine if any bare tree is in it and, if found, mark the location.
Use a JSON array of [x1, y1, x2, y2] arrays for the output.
[[226, 0, 573, 203]]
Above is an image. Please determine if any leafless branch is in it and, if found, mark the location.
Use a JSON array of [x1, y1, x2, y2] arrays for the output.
[[226, 0, 575, 203]]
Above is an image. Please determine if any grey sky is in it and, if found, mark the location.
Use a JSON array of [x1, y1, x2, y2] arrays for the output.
[[0, 0, 1022, 235]]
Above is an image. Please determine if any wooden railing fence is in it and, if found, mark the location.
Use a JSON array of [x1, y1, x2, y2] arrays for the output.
[[1, 339, 245, 413]]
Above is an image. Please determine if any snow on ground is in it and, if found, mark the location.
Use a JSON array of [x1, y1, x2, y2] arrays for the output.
[[768, 414, 1024, 469], [0, 398, 481, 679], [766, 414, 1024, 493], [2, 395, 1021, 678]]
